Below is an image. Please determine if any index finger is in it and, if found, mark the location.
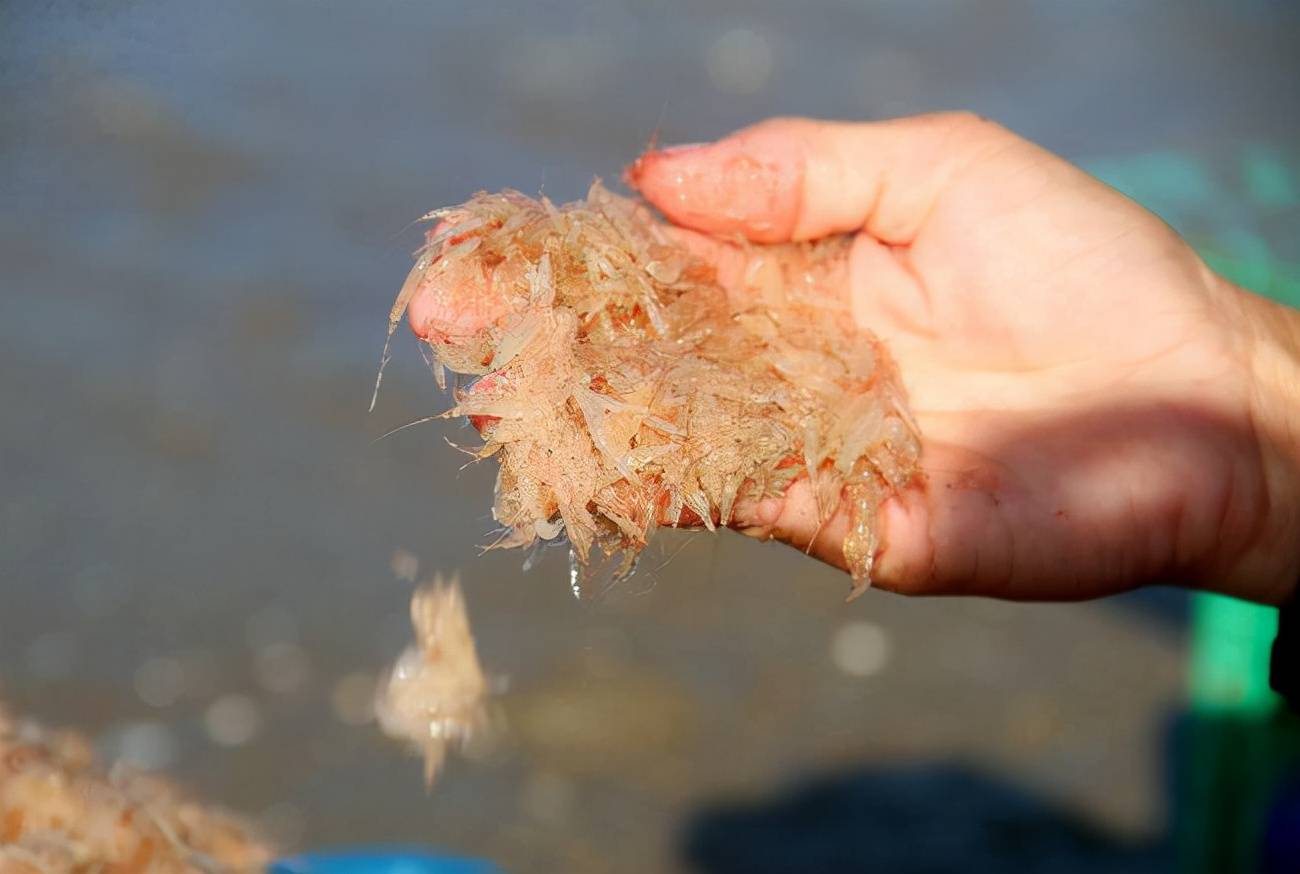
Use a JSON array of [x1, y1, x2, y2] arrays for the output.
[[627, 112, 1014, 245]]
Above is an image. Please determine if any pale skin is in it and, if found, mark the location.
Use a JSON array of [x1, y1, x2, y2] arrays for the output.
[[410, 112, 1300, 605]]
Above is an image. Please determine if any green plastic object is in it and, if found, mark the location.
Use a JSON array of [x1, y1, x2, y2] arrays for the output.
[[1188, 593, 1280, 715], [1179, 596, 1284, 873]]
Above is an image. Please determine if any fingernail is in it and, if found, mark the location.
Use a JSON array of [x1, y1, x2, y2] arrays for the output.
[[625, 142, 710, 191], [624, 139, 728, 193], [655, 141, 710, 157]]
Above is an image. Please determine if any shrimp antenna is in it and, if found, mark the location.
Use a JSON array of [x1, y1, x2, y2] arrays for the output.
[[370, 415, 443, 445]]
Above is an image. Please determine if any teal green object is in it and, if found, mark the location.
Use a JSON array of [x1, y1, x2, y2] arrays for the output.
[[1085, 151, 1222, 224], [1180, 597, 1284, 873], [1188, 593, 1279, 714], [269, 849, 501, 874], [1241, 145, 1299, 210]]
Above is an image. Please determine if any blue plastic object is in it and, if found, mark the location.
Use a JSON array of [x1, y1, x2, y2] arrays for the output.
[[269, 848, 501, 874]]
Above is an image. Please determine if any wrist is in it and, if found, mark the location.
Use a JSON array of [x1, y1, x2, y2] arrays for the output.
[[1230, 277, 1300, 603]]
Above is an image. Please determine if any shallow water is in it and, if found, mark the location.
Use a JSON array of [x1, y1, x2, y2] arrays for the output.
[[1, 2, 1297, 871]]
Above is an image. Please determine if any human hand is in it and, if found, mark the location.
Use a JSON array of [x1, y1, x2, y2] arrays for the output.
[[628, 113, 1300, 603]]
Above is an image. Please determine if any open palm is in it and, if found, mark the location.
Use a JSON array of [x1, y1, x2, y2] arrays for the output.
[[630, 113, 1297, 603]]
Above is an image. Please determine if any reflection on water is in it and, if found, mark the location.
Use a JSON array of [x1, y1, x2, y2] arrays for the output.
[[2, 1, 1298, 871]]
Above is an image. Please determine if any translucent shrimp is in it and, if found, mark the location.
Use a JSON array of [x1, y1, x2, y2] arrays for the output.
[[386, 182, 920, 598]]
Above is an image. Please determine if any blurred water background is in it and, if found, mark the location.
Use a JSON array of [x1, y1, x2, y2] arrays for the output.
[[1, 2, 1298, 872]]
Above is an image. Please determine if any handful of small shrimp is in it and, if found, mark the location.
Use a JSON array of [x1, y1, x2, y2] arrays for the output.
[[383, 182, 919, 598]]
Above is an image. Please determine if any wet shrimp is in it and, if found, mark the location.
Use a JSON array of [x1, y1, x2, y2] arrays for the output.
[[383, 182, 920, 599]]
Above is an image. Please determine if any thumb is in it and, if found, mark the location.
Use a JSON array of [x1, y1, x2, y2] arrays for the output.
[[627, 112, 1010, 245]]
